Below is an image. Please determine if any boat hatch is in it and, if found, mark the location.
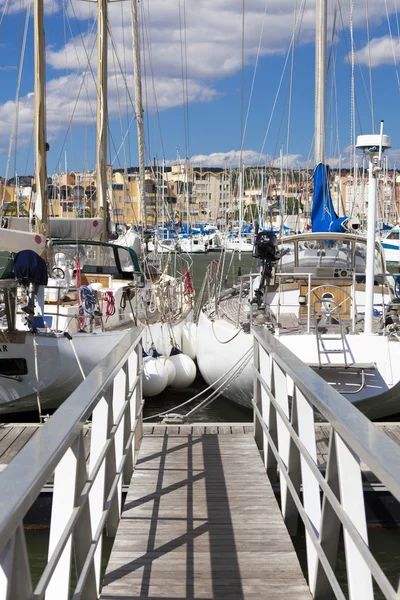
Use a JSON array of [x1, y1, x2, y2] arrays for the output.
[[0, 358, 28, 376]]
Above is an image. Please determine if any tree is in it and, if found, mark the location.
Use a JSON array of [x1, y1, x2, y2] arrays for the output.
[[284, 197, 303, 215], [2, 201, 27, 216]]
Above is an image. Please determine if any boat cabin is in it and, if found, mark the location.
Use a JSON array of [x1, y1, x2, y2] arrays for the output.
[[264, 232, 394, 332]]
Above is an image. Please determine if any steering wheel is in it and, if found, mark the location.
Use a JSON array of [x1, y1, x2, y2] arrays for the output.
[[52, 266, 65, 279], [309, 284, 353, 313]]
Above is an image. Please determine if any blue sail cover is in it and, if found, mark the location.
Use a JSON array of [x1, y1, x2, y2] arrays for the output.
[[311, 163, 348, 233]]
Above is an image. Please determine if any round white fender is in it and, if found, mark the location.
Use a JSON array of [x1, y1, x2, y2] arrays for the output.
[[169, 352, 197, 388], [158, 356, 177, 386], [142, 356, 168, 397], [181, 322, 197, 360]]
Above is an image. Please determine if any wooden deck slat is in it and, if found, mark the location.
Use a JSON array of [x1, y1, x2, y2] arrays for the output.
[[0, 427, 38, 464], [100, 432, 311, 599]]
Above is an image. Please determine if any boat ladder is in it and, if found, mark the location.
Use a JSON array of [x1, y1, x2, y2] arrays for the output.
[[313, 295, 349, 368]]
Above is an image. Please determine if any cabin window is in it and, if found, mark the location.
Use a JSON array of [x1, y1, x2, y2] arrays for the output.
[[387, 231, 399, 240], [117, 248, 134, 272]]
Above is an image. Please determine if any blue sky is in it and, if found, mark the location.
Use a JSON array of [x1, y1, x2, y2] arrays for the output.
[[0, 0, 400, 177]]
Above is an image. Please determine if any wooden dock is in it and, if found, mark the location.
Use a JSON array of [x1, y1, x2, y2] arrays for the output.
[[0, 421, 400, 489], [100, 427, 312, 599]]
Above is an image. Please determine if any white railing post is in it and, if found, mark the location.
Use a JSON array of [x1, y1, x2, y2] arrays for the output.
[[314, 429, 341, 599], [335, 433, 374, 600], [86, 393, 109, 593], [253, 337, 263, 453], [123, 360, 135, 484], [259, 347, 277, 481], [0, 524, 32, 600], [272, 361, 291, 515], [106, 368, 126, 536], [135, 344, 144, 453], [295, 387, 321, 593], [46, 432, 85, 600]]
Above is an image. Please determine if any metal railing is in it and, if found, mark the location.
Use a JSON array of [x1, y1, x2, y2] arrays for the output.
[[252, 325, 400, 600], [240, 270, 392, 334], [0, 325, 144, 600]]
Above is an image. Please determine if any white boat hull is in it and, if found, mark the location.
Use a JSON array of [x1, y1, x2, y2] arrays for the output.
[[196, 311, 400, 419], [0, 330, 125, 413], [0, 309, 193, 413], [196, 311, 253, 409]]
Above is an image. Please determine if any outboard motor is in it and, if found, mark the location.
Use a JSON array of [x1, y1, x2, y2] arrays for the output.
[[251, 231, 280, 308], [14, 250, 48, 329]]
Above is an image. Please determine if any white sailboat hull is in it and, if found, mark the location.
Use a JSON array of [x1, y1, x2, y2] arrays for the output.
[[196, 310, 400, 419], [0, 308, 193, 413], [0, 330, 125, 413], [196, 311, 253, 409]]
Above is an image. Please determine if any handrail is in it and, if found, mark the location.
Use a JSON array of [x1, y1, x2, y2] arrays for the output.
[[0, 325, 144, 599], [253, 325, 400, 499], [252, 324, 400, 599]]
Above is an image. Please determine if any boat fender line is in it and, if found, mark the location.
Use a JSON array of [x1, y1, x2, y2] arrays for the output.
[[183, 348, 253, 418], [33, 333, 43, 423], [150, 346, 162, 358], [63, 332, 86, 380], [170, 346, 183, 356], [211, 321, 243, 344]]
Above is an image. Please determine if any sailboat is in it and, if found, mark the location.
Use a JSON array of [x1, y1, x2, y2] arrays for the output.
[[196, 0, 400, 420], [0, 0, 194, 413]]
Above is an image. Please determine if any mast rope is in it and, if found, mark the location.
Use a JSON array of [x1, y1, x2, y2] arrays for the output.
[[0, 0, 31, 212], [33, 334, 43, 424], [365, 0, 375, 132], [384, 0, 400, 96]]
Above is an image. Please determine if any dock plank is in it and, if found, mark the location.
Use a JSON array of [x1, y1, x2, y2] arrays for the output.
[[100, 432, 311, 599]]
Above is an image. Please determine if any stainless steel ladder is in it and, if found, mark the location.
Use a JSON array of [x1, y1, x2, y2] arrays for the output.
[[313, 297, 348, 368]]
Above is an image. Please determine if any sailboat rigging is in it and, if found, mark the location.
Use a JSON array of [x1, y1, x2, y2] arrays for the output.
[[196, 0, 400, 420], [0, 0, 194, 413]]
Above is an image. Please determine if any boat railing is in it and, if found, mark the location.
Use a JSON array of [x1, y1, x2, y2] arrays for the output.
[[237, 270, 392, 334], [252, 325, 400, 600], [0, 325, 144, 599]]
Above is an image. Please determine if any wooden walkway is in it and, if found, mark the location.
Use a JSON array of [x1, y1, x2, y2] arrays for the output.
[[0, 422, 400, 490], [100, 428, 312, 599]]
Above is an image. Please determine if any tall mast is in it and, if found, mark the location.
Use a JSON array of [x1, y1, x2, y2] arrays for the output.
[[315, 0, 327, 165], [34, 0, 48, 236], [97, 0, 108, 241], [131, 0, 146, 229]]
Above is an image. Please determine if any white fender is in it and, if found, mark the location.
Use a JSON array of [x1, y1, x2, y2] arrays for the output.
[[142, 356, 168, 397], [169, 353, 197, 389]]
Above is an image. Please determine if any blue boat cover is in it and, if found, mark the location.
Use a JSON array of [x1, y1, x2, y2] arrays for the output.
[[311, 163, 347, 233], [14, 250, 48, 286]]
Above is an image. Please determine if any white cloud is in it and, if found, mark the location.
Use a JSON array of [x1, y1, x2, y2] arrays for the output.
[[173, 149, 305, 168], [353, 35, 400, 68], [0, 0, 398, 163]]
